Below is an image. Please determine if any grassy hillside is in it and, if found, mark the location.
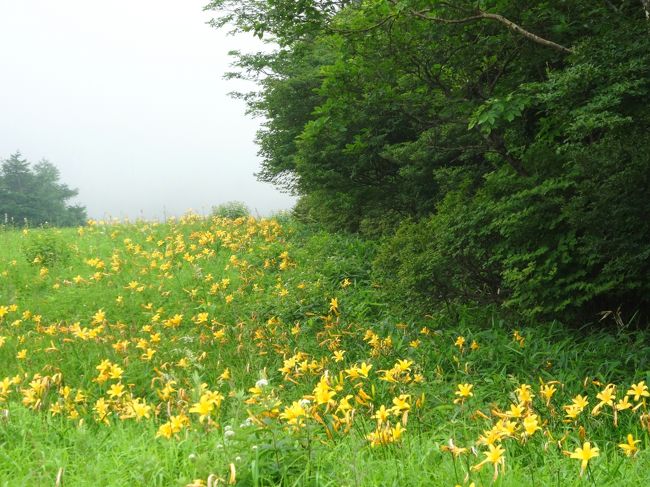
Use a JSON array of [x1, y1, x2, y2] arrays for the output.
[[0, 216, 649, 486]]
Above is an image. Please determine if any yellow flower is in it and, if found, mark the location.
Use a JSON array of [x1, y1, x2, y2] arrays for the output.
[[357, 362, 373, 378], [571, 394, 589, 410], [592, 384, 616, 415], [92, 309, 106, 324], [391, 394, 411, 414], [499, 420, 518, 437], [93, 398, 110, 423], [204, 390, 224, 407], [570, 442, 599, 476], [170, 414, 189, 433], [391, 422, 405, 441], [355, 387, 372, 406], [189, 395, 216, 422], [454, 383, 473, 404], [627, 381, 650, 402], [156, 422, 174, 439], [280, 401, 307, 426], [129, 398, 152, 421], [507, 403, 525, 418], [366, 428, 389, 447], [373, 405, 391, 424], [523, 414, 541, 436], [395, 359, 413, 372], [564, 404, 583, 420], [616, 396, 633, 411], [107, 383, 125, 399], [336, 395, 354, 415], [539, 383, 557, 405], [313, 376, 336, 405], [193, 312, 209, 324], [332, 350, 346, 362], [126, 280, 140, 290], [141, 348, 156, 361], [618, 434, 640, 457], [472, 444, 506, 480], [454, 336, 465, 349], [16, 349, 27, 360], [515, 384, 534, 404], [109, 364, 123, 380]]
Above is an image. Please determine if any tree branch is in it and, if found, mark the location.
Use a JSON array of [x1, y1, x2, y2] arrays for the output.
[[328, 13, 397, 35], [408, 7, 574, 54], [486, 133, 530, 177]]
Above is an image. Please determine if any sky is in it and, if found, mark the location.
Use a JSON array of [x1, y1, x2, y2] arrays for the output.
[[0, 1, 296, 220]]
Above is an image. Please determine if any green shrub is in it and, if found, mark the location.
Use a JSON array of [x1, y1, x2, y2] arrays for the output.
[[374, 28, 650, 323], [21, 231, 72, 267], [292, 193, 361, 233], [211, 201, 250, 219], [375, 161, 650, 322]]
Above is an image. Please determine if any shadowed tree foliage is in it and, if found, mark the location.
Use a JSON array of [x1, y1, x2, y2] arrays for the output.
[[206, 0, 650, 321], [0, 152, 87, 227]]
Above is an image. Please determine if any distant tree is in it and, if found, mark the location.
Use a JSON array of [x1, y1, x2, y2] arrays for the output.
[[211, 201, 250, 219], [0, 152, 87, 227]]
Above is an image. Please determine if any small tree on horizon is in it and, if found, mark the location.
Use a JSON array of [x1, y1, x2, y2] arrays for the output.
[[0, 151, 87, 227]]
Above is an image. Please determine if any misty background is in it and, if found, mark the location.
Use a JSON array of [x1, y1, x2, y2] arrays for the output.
[[0, 0, 296, 220]]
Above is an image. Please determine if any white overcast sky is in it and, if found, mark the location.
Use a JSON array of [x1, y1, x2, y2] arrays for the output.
[[0, 1, 296, 219]]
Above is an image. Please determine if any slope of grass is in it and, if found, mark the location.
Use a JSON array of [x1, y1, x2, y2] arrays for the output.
[[0, 217, 649, 486]]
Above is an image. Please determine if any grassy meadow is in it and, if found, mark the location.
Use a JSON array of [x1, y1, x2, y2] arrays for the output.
[[1, 215, 649, 486]]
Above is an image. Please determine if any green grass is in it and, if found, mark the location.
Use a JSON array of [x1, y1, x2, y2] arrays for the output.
[[0, 217, 649, 486], [3, 406, 650, 486]]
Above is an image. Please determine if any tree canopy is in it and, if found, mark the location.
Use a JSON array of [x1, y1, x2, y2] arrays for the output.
[[207, 0, 650, 321], [0, 152, 87, 227]]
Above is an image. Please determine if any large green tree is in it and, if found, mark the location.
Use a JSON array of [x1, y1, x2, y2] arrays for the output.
[[0, 152, 87, 227], [207, 0, 650, 320]]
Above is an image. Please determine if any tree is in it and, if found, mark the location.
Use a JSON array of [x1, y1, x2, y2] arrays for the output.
[[0, 152, 87, 227], [207, 0, 650, 321]]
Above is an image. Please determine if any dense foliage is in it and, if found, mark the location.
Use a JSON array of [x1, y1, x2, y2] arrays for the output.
[[0, 152, 87, 227], [206, 0, 650, 321]]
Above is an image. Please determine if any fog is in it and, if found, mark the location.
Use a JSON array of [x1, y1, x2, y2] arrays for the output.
[[0, 1, 296, 220]]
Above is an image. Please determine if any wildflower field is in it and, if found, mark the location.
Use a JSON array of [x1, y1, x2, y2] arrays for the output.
[[1, 215, 649, 486]]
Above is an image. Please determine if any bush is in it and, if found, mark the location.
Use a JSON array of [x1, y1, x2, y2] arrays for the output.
[[211, 201, 250, 219], [292, 193, 361, 233], [374, 161, 650, 322], [374, 28, 650, 324], [21, 231, 72, 267]]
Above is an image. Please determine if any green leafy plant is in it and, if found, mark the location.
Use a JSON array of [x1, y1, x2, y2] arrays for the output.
[[211, 201, 250, 219], [21, 230, 72, 267]]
